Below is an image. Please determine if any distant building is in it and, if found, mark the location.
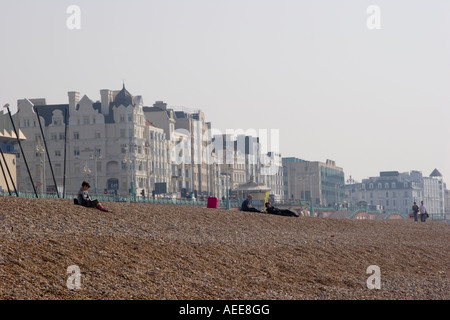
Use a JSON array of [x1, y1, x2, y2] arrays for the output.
[[444, 184, 450, 215], [351, 169, 446, 216], [4, 85, 221, 198], [282, 157, 344, 206], [214, 134, 284, 200], [423, 169, 445, 215]]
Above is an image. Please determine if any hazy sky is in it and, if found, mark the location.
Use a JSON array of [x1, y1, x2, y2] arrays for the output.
[[1, 0, 449, 183]]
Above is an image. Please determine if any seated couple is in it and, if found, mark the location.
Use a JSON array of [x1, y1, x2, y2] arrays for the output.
[[241, 195, 299, 217]]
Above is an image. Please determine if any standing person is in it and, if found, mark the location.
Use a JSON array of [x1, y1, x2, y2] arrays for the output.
[[412, 201, 420, 222], [77, 181, 110, 212], [241, 194, 262, 212], [419, 200, 428, 222]]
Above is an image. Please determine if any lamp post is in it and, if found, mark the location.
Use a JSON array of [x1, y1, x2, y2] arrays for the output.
[[297, 172, 316, 216], [221, 172, 231, 210], [90, 152, 102, 197], [82, 160, 91, 181], [346, 175, 355, 210], [123, 149, 132, 203], [35, 140, 45, 197]]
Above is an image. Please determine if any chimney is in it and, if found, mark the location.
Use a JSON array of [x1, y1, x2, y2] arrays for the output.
[[153, 101, 167, 110], [68, 91, 80, 115], [100, 89, 111, 115]]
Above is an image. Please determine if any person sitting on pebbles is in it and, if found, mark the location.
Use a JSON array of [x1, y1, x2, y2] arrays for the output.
[[241, 194, 263, 213], [77, 181, 110, 212]]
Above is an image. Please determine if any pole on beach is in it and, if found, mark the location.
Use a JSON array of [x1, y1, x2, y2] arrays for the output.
[[4, 103, 38, 198]]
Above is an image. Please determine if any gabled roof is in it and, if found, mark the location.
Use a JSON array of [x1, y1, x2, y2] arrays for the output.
[[430, 169, 442, 177]]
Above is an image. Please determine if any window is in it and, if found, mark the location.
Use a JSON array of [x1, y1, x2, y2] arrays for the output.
[[385, 183, 389, 189], [59, 133, 65, 140], [55, 150, 61, 157], [121, 144, 126, 154], [120, 114, 125, 123], [74, 148, 80, 156], [74, 132, 80, 140], [392, 182, 396, 188], [120, 129, 126, 138], [369, 183, 374, 189], [378, 183, 382, 189], [128, 129, 133, 138], [95, 131, 101, 139], [55, 163, 62, 176], [51, 133, 57, 141], [128, 114, 133, 122], [83, 116, 89, 125]]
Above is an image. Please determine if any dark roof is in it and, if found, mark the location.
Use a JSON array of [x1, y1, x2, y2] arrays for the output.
[[430, 169, 442, 177], [92, 102, 102, 114], [380, 171, 400, 177], [175, 111, 187, 119], [34, 104, 69, 126], [113, 84, 133, 107]]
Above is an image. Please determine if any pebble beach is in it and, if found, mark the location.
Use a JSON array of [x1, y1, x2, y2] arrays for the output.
[[0, 196, 448, 300]]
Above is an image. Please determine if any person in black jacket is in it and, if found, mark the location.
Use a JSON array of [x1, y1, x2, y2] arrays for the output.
[[77, 181, 110, 212], [265, 202, 299, 217], [412, 202, 419, 222]]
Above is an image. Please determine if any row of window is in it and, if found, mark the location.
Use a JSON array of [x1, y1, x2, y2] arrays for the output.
[[45, 131, 103, 141], [363, 182, 408, 189], [118, 113, 145, 125]]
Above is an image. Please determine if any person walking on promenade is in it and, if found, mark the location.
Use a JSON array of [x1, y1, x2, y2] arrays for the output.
[[419, 200, 428, 222], [412, 201, 420, 222]]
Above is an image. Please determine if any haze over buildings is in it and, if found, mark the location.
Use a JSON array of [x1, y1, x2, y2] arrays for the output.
[[0, 0, 449, 188]]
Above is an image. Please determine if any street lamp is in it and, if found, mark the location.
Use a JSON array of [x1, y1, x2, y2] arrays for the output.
[[35, 140, 45, 196], [346, 175, 355, 210], [90, 153, 102, 197], [123, 149, 132, 203], [297, 172, 316, 216], [82, 160, 91, 181], [221, 172, 231, 210]]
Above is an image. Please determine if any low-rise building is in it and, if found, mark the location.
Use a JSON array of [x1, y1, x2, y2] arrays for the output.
[[282, 157, 344, 206]]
